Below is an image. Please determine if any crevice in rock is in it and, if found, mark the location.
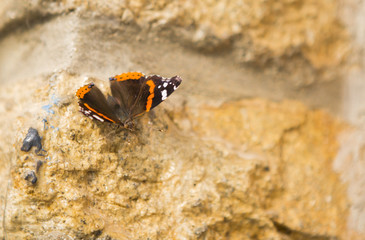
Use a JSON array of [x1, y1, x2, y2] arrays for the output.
[[273, 113, 308, 199], [273, 220, 338, 240], [0, 9, 73, 40]]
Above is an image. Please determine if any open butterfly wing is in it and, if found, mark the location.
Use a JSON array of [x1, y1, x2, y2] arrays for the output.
[[109, 72, 148, 120], [144, 75, 182, 111], [76, 73, 182, 126], [76, 83, 121, 124]]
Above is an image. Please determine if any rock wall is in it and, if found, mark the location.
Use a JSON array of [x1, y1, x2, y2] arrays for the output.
[[0, 0, 364, 239]]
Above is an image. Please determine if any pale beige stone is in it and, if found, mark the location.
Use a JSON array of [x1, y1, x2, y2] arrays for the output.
[[0, 71, 354, 239], [0, 0, 364, 239]]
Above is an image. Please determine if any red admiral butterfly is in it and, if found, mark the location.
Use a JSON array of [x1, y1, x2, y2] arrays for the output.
[[76, 72, 182, 127]]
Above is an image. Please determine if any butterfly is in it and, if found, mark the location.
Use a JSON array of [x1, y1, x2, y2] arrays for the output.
[[76, 72, 182, 128]]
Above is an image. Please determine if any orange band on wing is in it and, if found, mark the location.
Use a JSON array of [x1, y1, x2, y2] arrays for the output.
[[76, 85, 92, 99], [84, 103, 116, 123], [145, 80, 155, 112], [113, 72, 144, 82]]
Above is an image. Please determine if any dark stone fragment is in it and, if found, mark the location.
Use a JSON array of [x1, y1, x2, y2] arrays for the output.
[[92, 230, 102, 237], [36, 160, 43, 172], [24, 171, 37, 184], [21, 128, 44, 154]]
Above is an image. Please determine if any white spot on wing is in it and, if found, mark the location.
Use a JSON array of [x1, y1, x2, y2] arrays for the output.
[[93, 114, 104, 122], [163, 83, 168, 88], [161, 90, 167, 100]]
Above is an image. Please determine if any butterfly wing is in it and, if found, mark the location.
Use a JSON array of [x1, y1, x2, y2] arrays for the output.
[[109, 72, 147, 121], [117, 75, 183, 120], [144, 75, 182, 112], [109, 72, 182, 124], [76, 83, 121, 124]]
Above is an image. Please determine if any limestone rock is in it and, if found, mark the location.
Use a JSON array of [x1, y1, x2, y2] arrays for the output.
[[0, 0, 364, 239], [0, 0, 351, 85], [0, 71, 353, 239]]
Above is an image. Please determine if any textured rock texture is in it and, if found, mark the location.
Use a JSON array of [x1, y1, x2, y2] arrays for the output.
[[0, 74, 349, 239], [0, 0, 364, 239]]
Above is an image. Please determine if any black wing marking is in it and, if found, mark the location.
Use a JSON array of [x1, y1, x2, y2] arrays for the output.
[[147, 75, 182, 110]]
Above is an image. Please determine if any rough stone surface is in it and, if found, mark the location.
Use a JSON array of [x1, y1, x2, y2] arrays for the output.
[[0, 0, 350, 85], [0, 0, 365, 239], [0, 73, 350, 239]]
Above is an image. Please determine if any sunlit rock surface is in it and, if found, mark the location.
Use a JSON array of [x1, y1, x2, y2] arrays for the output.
[[0, 0, 364, 239]]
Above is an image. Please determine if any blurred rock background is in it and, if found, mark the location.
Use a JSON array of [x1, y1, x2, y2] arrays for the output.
[[0, 0, 364, 239]]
